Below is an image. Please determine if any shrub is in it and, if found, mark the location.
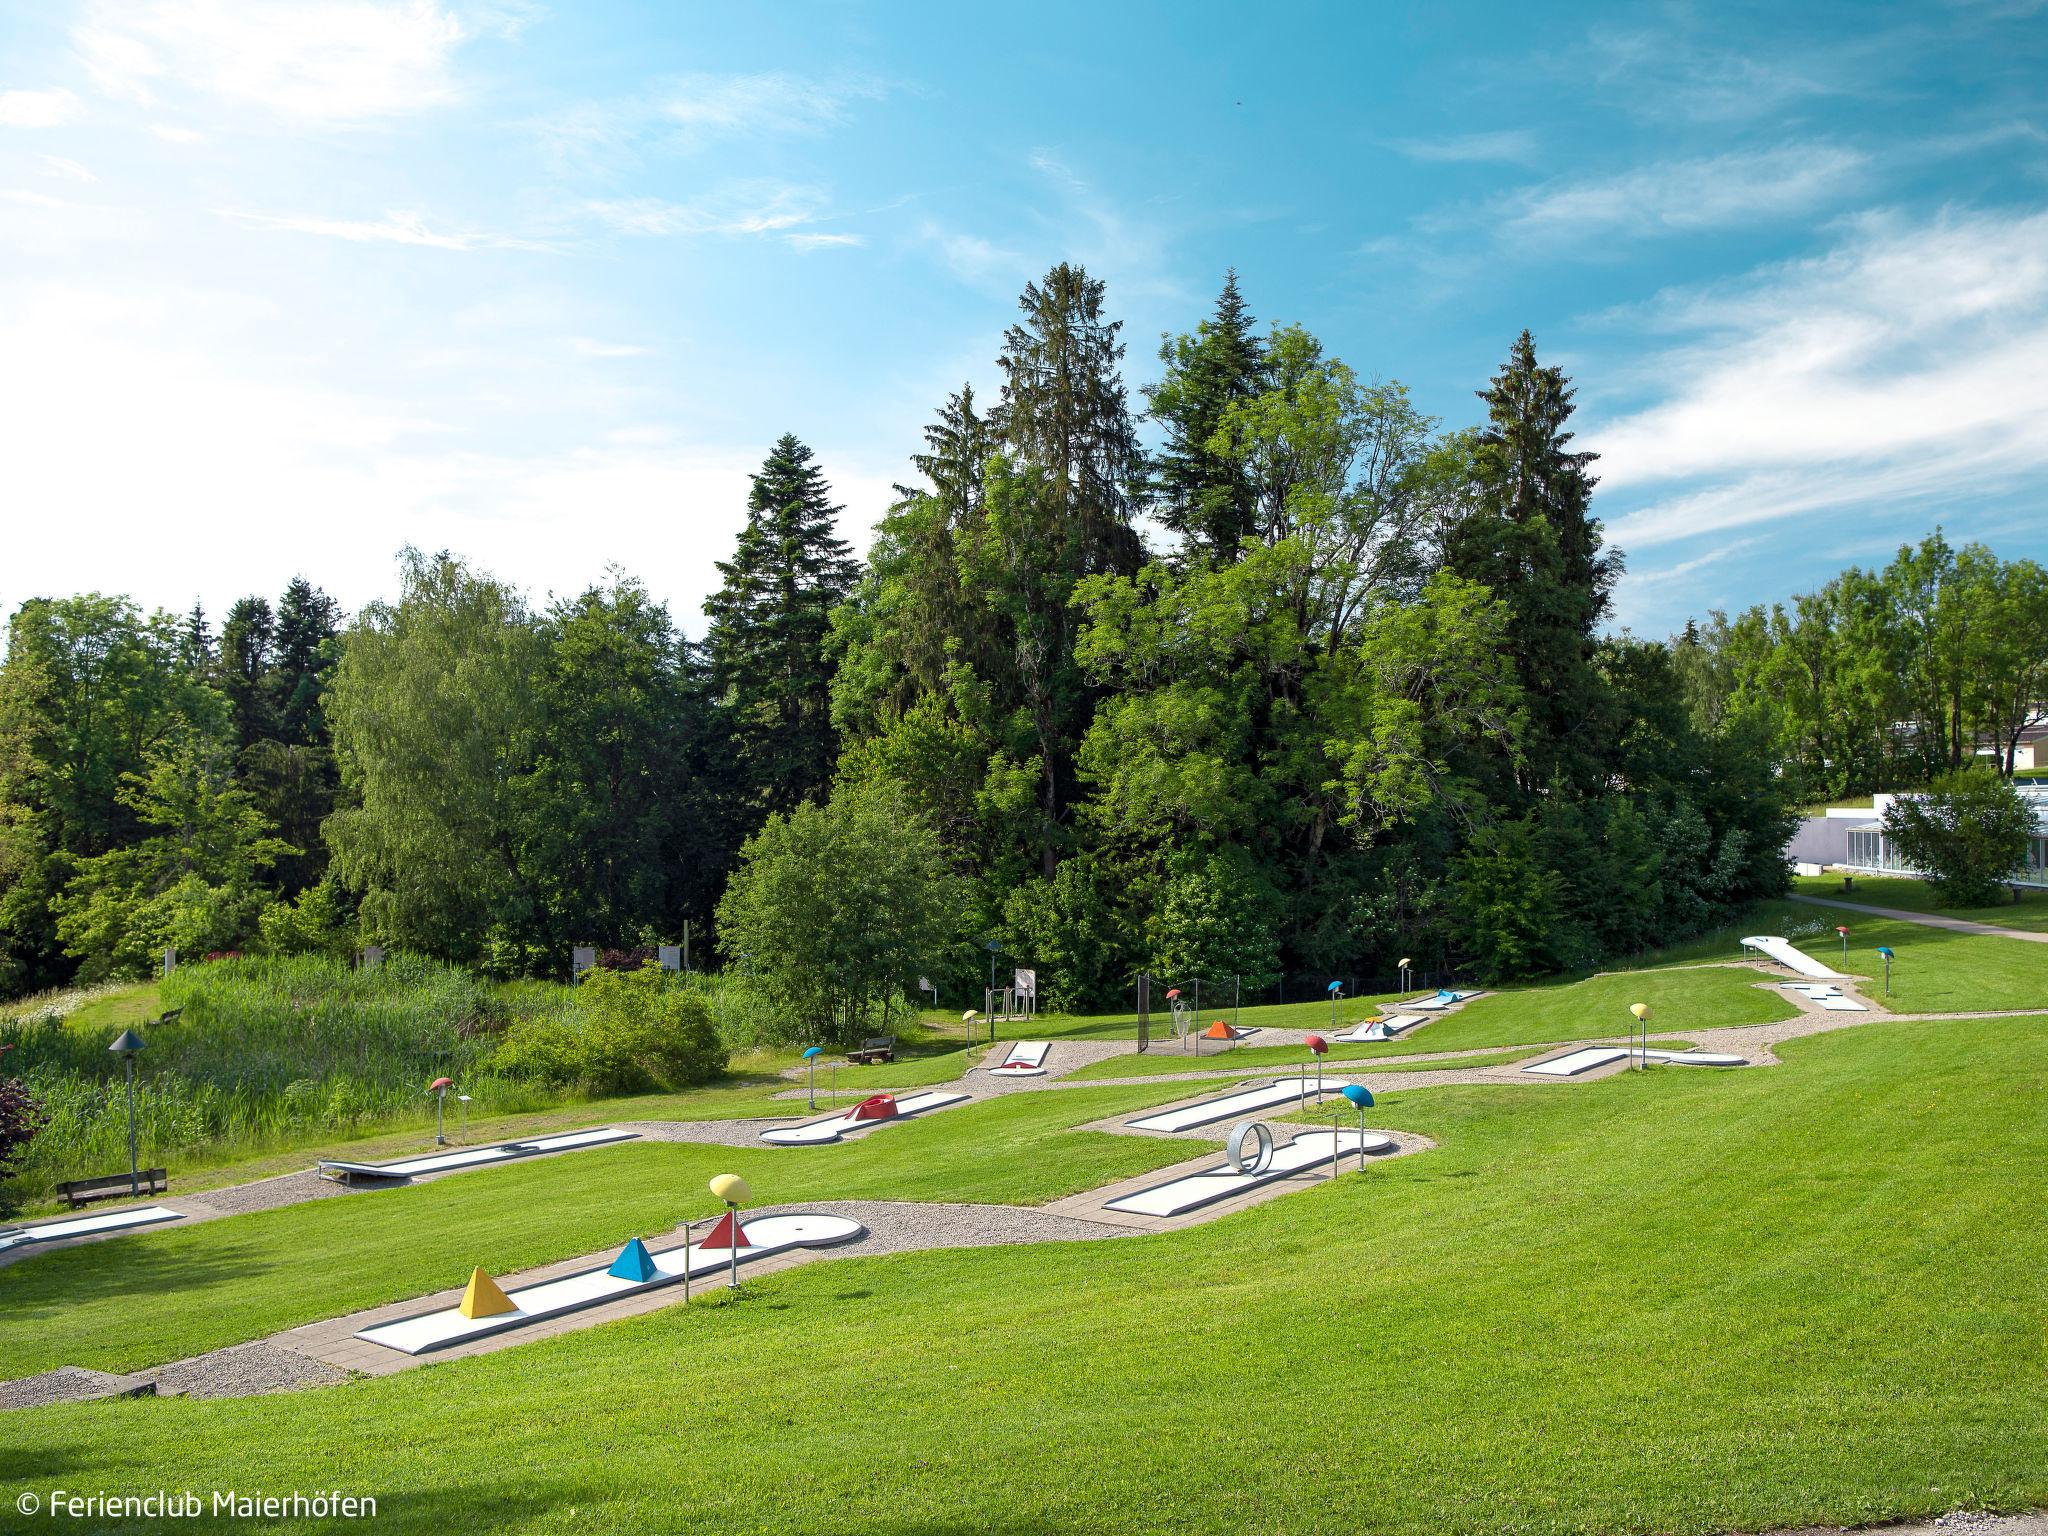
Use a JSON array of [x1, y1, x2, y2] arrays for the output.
[[1881, 768, 2035, 906], [488, 1018, 586, 1089], [0, 1076, 49, 1213], [576, 968, 727, 1091]]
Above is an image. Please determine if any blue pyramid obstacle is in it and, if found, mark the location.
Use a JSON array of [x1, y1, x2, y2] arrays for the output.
[[608, 1237, 658, 1282]]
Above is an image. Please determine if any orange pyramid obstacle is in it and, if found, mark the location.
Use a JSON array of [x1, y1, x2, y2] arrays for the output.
[[458, 1267, 516, 1320], [1203, 1020, 1238, 1040], [701, 1209, 751, 1249]]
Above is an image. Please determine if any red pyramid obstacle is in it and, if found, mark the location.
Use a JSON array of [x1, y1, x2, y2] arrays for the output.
[[1203, 1020, 1236, 1040], [701, 1209, 751, 1249], [846, 1093, 898, 1122]]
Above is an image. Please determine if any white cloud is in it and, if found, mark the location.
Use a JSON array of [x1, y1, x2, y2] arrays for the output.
[[585, 184, 828, 238], [657, 71, 885, 137], [0, 280, 896, 630], [0, 87, 81, 127], [39, 155, 99, 184], [73, 0, 468, 123], [215, 206, 552, 252], [1583, 26, 1849, 123], [784, 231, 863, 251], [573, 338, 652, 359], [1502, 146, 1868, 245], [1389, 129, 1539, 164], [1591, 207, 2048, 552], [149, 123, 204, 143]]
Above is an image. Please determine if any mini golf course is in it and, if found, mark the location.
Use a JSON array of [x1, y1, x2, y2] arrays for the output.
[[7, 940, 2048, 1535]]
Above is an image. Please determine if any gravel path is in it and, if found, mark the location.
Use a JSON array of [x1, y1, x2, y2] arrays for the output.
[[186, 1169, 354, 1217], [144, 1340, 347, 1399], [0, 1366, 145, 1411], [1791, 892, 2048, 943]]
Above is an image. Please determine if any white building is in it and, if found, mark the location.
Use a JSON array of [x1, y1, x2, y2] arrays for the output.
[[1799, 785, 2048, 886]]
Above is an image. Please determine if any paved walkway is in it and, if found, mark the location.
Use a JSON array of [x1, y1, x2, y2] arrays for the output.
[[1792, 893, 2048, 942]]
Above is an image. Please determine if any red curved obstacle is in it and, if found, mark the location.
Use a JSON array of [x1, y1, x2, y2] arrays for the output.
[[848, 1093, 898, 1122]]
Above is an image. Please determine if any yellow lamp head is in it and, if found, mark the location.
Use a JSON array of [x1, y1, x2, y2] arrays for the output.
[[1628, 1003, 1650, 1022], [708, 1173, 751, 1206]]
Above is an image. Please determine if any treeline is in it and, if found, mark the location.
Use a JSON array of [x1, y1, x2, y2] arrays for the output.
[[1671, 534, 2048, 798], [2, 264, 1805, 1008]]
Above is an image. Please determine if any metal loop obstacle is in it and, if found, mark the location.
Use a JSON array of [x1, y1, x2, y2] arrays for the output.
[[1224, 1120, 1275, 1175]]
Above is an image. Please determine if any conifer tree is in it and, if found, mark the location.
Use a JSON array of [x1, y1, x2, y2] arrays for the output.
[[705, 434, 857, 816], [1145, 269, 1266, 564], [1443, 331, 1620, 793]]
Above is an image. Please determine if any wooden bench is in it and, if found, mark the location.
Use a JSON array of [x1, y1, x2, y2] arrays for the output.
[[58, 1169, 167, 1210], [846, 1036, 896, 1065]]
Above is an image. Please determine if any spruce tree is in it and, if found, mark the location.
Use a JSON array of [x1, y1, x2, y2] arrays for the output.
[[218, 597, 277, 751], [1145, 269, 1266, 564], [1444, 330, 1620, 793], [705, 434, 857, 815]]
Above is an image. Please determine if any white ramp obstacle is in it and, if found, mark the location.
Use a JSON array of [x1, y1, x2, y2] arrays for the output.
[[985, 1040, 1051, 1077], [759, 1090, 970, 1146], [1105, 1130, 1392, 1218], [1780, 982, 1867, 1012], [1335, 1014, 1425, 1042], [1405, 990, 1485, 1012], [354, 1213, 867, 1356], [1524, 1046, 1746, 1077], [1125, 1078, 1333, 1134], [0, 1205, 184, 1252], [317, 1127, 639, 1184], [1741, 935, 1842, 979]]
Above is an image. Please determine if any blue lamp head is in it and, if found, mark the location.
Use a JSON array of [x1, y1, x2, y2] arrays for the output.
[[1342, 1084, 1373, 1109], [1876, 946, 1894, 959], [802, 1046, 824, 1060], [1325, 980, 1341, 994]]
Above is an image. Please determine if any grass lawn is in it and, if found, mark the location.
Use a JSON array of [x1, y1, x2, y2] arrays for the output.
[[1390, 965, 1799, 1051], [0, 1080, 1209, 1380], [1062, 1040, 1563, 1081], [1792, 873, 2048, 934], [7, 1014, 2048, 1534]]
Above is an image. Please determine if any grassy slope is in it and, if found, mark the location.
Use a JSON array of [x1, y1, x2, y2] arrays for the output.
[[8, 1015, 2048, 1535], [0, 1080, 1205, 1378], [1792, 873, 2048, 934]]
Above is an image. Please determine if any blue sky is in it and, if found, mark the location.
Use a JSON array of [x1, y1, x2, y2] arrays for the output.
[[3, 0, 2045, 639]]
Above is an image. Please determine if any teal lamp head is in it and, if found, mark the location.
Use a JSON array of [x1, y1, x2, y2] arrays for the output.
[[1342, 1084, 1373, 1109]]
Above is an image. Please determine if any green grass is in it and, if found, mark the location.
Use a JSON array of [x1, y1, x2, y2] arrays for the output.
[[1389, 965, 1798, 1051], [8, 1014, 2048, 1534], [1792, 873, 2048, 934], [0, 1079, 1212, 1380], [1062, 1039, 1558, 1080]]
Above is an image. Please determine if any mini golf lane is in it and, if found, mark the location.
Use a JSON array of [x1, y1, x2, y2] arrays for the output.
[[1104, 1131, 1393, 1218], [1125, 1078, 1333, 1134], [354, 1214, 867, 1356], [1743, 935, 1842, 979], [1523, 1047, 1747, 1077], [1335, 1014, 1424, 1042], [760, 1090, 970, 1145], [985, 1040, 1051, 1076], [0, 1204, 184, 1251], [317, 1127, 639, 1183]]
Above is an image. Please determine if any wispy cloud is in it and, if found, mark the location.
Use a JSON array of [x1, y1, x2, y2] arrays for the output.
[[1583, 25, 1851, 124], [0, 87, 81, 128], [585, 184, 858, 249], [572, 338, 652, 359], [1593, 207, 2048, 553], [73, 0, 469, 123], [39, 155, 99, 184], [1388, 129, 1539, 164], [535, 70, 892, 171], [1501, 145, 1869, 245], [216, 207, 552, 252], [149, 123, 204, 144]]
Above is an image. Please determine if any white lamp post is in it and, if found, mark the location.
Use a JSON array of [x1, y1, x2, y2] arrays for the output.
[[1628, 1003, 1650, 1069], [108, 1029, 146, 1196]]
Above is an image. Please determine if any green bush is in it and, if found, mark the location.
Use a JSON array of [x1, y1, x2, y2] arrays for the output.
[[576, 968, 727, 1091], [489, 1018, 586, 1089], [1880, 767, 2036, 906]]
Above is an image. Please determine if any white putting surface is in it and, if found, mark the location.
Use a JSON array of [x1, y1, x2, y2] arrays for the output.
[[1105, 1131, 1391, 1217], [1742, 935, 1842, 979], [759, 1090, 971, 1145], [1523, 1047, 1631, 1077], [1125, 1077, 1332, 1134], [1405, 990, 1484, 1012], [986, 1040, 1051, 1076], [318, 1127, 639, 1182], [1335, 1014, 1425, 1042], [0, 1204, 184, 1250], [1819, 997, 1869, 1012], [1525, 1046, 1746, 1076], [354, 1213, 866, 1355]]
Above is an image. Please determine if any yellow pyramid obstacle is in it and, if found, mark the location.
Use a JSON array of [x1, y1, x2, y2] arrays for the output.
[[458, 1267, 516, 1320]]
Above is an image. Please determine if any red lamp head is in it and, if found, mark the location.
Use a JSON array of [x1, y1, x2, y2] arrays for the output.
[[1304, 1034, 1328, 1055], [429, 1076, 453, 1093]]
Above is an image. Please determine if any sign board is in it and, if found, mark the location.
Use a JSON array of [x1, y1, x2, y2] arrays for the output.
[[657, 945, 682, 973], [571, 946, 597, 980], [1014, 968, 1037, 997], [162, 946, 176, 977], [359, 946, 385, 972]]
